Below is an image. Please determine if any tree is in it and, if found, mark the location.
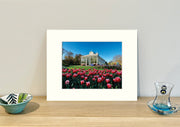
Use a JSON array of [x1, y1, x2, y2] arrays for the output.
[[63, 51, 74, 66], [74, 54, 82, 65], [62, 50, 82, 66], [62, 48, 67, 55], [109, 55, 122, 65], [66, 51, 73, 57]]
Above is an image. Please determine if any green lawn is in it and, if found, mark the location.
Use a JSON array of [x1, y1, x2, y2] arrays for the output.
[[67, 65, 100, 70], [66, 65, 121, 71]]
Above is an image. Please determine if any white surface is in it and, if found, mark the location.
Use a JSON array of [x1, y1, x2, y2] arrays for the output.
[[0, 0, 180, 97], [47, 30, 137, 101]]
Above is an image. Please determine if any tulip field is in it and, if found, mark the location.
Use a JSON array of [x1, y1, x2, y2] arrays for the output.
[[62, 68, 122, 89]]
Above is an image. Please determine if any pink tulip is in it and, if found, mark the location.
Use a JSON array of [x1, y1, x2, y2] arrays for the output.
[[65, 80, 70, 85]]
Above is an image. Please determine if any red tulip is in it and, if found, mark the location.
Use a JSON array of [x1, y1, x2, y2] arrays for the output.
[[106, 79, 110, 83], [112, 70, 116, 73], [94, 75, 99, 78], [106, 73, 110, 76], [116, 71, 122, 76], [68, 69, 71, 72], [62, 73, 66, 77], [110, 74, 113, 77], [81, 80, 84, 85], [92, 78, 96, 81], [86, 82, 90, 87], [84, 77, 88, 80], [97, 78, 102, 83], [66, 74, 70, 78], [81, 75, 84, 79], [73, 73, 78, 77], [93, 71, 96, 75], [113, 78, 117, 82], [65, 80, 69, 85], [115, 77, 121, 82], [107, 83, 112, 88], [63, 69, 67, 72], [89, 71, 93, 75], [103, 74, 106, 77], [101, 76, 105, 81]]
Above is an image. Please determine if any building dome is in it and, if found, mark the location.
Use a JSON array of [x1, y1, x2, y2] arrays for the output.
[[89, 51, 95, 55]]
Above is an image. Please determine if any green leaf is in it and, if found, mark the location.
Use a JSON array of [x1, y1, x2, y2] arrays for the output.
[[18, 93, 28, 103]]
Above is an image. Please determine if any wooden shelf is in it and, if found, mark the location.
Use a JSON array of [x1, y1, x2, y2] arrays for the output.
[[0, 97, 180, 127]]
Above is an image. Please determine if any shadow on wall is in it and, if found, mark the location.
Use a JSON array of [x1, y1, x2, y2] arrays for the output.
[[30, 33, 46, 96], [164, 63, 180, 96]]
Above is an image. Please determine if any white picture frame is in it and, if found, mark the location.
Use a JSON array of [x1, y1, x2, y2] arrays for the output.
[[47, 30, 137, 101]]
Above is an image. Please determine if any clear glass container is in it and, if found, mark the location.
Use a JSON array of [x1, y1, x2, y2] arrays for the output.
[[147, 82, 179, 115], [153, 82, 174, 110]]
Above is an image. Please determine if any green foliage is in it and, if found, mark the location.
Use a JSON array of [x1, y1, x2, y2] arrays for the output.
[[63, 49, 82, 66], [18, 93, 28, 103], [67, 65, 100, 70], [67, 65, 121, 71]]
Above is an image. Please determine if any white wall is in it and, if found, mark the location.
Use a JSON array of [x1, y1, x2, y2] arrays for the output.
[[0, 0, 180, 96]]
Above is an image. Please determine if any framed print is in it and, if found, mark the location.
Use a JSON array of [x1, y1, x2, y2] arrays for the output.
[[47, 30, 137, 101]]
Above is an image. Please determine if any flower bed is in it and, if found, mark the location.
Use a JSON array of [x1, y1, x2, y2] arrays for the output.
[[62, 68, 122, 89]]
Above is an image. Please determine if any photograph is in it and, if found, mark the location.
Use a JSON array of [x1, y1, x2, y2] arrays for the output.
[[47, 30, 137, 101], [62, 42, 122, 89]]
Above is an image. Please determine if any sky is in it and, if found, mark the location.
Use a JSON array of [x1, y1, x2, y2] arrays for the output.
[[62, 42, 122, 62]]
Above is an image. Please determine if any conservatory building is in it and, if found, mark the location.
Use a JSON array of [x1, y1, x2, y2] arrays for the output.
[[81, 51, 106, 66]]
